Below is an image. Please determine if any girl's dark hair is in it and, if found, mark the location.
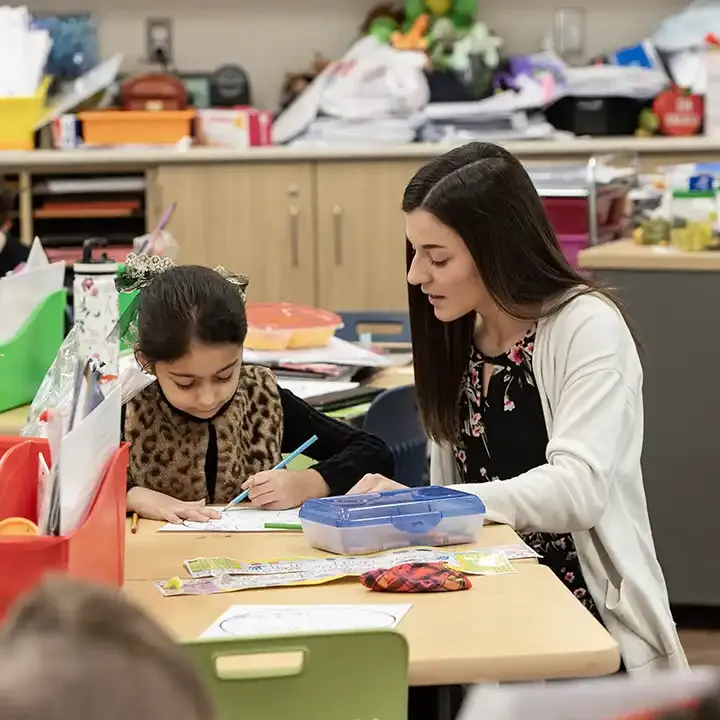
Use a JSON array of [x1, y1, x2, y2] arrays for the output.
[[137, 265, 247, 363], [403, 141, 628, 443]]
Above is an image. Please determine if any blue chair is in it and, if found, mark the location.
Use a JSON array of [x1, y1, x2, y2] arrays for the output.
[[336, 311, 411, 343], [363, 384, 428, 487]]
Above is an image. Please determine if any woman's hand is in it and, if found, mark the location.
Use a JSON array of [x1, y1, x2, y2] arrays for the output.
[[347, 474, 408, 494], [241, 469, 330, 510], [126, 487, 221, 524]]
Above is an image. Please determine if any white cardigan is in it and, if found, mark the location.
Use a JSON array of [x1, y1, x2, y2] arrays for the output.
[[430, 292, 688, 674]]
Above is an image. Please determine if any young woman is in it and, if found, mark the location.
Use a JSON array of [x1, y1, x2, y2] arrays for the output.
[[118, 255, 394, 524], [349, 142, 686, 674]]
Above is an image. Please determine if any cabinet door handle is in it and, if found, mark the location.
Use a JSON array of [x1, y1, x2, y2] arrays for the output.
[[289, 207, 300, 267], [332, 205, 343, 266]]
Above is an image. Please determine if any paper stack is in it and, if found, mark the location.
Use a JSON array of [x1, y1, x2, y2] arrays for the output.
[[39, 357, 121, 536], [0, 6, 51, 99]]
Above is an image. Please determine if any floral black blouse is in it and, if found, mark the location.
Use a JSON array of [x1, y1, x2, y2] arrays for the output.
[[453, 326, 603, 623]]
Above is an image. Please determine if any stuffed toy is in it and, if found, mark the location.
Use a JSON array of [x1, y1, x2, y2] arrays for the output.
[[403, 0, 478, 32], [363, 2, 405, 43]]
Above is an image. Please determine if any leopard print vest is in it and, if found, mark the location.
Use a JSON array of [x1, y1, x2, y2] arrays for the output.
[[124, 365, 284, 504]]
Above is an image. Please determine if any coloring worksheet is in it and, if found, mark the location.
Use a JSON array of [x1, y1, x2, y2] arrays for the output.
[[200, 604, 413, 639], [157, 508, 301, 533]]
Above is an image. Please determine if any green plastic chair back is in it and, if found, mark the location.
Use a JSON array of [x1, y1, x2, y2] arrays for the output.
[[0, 288, 67, 412], [183, 629, 408, 720]]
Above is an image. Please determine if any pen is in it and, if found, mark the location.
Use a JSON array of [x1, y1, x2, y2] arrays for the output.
[[223, 434, 319, 511], [131, 513, 139, 534], [264, 522, 303, 531]]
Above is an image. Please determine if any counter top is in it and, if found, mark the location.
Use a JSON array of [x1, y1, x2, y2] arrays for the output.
[[2, 135, 720, 170], [579, 239, 720, 271]]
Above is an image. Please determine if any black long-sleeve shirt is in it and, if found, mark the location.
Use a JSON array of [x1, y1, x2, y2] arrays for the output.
[[124, 385, 395, 502], [276, 388, 395, 493]]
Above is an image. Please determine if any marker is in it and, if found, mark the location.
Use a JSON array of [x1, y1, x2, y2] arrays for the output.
[[223, 435, 319, 511], [264, 522, 302, 531], [131, 513, 139, 534]]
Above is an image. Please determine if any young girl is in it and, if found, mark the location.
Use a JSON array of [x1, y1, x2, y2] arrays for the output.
[[119, 254, 394, 524], [350, 142, 685, 674]]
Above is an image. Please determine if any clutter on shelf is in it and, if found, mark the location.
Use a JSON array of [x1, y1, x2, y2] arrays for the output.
[[0, 5, 52, 149], [631, 163, 720, 251]]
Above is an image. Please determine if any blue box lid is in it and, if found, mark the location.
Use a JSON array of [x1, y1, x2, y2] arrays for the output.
[[299, 486, 485, 534]]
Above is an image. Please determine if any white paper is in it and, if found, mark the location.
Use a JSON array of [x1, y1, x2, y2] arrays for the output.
[[200, 604, 412, 639], [0, 260, 65, 343], [277, 379, 359, 400], [0, 6, 50, 98], [158, 507, 301, 533], [57, 383, 121, 535], [458, 667, 719, 720], [243, 337, 394, 368], [36, 452, 51, 532], [25, 237, 48, 268]]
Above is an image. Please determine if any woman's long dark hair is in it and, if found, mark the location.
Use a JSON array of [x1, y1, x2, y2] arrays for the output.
[[403, 142, 627, 444]]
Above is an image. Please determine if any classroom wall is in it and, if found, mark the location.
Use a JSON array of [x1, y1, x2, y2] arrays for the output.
[[32, 0, 687, 109]]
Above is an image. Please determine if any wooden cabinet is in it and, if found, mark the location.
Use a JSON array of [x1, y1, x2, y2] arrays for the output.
[[315, 160, 421, 311], [155, 163, 316, 305], [153, 158, 424, 310]]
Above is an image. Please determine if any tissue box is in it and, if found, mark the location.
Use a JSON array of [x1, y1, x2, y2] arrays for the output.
[[198, 108, 273, 148]]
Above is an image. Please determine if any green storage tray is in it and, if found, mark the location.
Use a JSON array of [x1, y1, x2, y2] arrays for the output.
[[0, 289, 67, 413]]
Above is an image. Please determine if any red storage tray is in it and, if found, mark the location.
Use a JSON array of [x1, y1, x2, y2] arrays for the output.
[[542, 186, 628, 237], [0, 437, 128, 622]]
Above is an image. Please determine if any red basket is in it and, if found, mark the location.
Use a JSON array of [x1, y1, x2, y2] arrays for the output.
[[0, 437, 128, 622]]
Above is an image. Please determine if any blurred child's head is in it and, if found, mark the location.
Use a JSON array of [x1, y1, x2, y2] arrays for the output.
[[136, 265, 248, 419], [0, 576, 215, 720]]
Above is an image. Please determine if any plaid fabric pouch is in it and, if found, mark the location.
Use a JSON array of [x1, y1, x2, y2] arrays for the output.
[[359, 562, 472, 593]]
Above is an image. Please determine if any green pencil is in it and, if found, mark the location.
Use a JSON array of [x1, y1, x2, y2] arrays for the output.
[[264, 522, 302, 531]]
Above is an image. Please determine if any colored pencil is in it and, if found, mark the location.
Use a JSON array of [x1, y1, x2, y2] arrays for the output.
[[223, 435, 319, 511]]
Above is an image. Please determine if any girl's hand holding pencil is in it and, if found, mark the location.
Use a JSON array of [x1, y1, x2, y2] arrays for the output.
[[225, 435, 323, 512]]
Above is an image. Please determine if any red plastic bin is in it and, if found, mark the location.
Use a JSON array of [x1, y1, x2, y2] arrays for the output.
[[0, 437, 128, 622]]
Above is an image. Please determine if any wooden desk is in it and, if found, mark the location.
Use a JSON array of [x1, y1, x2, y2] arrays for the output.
[[124, 521, 620, 685]]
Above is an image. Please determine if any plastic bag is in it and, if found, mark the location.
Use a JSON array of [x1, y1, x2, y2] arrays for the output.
[[653, 0, 720, 52], [132, 230, 179, 261], [320, 36, 430, 120], [21, 327, 155, 438]]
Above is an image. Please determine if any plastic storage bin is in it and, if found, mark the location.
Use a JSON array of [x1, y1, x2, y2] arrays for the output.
[[78, 110, 196, 146], [0, 437, 128, 622], [0, 79, 49, 150], [299, 486, 486, 555], [246, 303, 343, 351], [0, 289, 67, 413]]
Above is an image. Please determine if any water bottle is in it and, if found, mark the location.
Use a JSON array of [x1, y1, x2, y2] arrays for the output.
[[73, 238, 119, 375]]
